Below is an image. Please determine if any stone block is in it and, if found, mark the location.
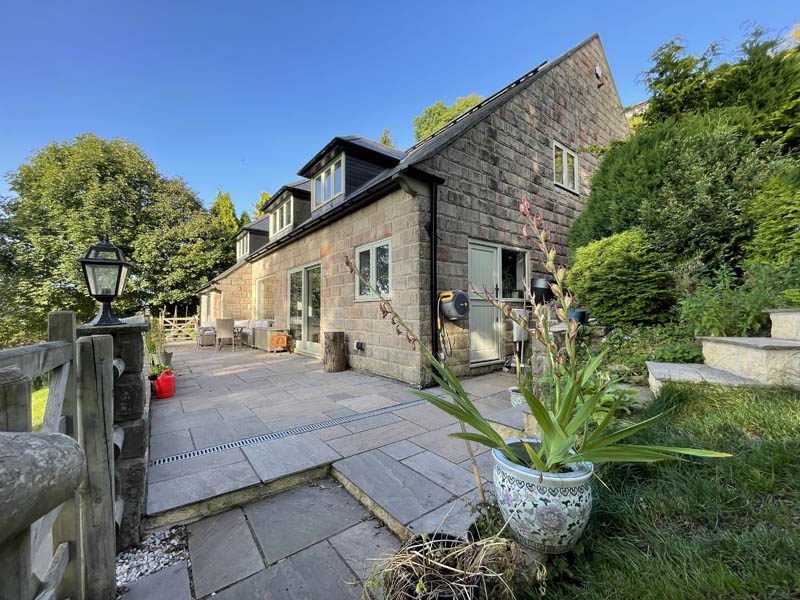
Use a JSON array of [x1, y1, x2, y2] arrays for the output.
[[114, 371, 146, 421], [118, 417, 148, 460], [113, 331, 145, 374]]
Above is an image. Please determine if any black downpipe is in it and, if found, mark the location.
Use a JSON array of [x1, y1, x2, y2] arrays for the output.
[[430, 183, 439, 363]]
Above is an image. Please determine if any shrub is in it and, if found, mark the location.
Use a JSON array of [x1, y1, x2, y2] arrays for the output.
[[569, 110, 786, 272], [567, 229, 676, 325], [745, 166, 800, 264], [679, 261, 800, 336]]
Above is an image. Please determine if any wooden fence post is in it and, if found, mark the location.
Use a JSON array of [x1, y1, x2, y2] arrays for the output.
[[49, 311, 84, 600], [0, 367, 35, 600], [76, 335, 116, 600]]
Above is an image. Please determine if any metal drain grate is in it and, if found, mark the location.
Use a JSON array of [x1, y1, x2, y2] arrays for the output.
[[149, 398, 427, 467]]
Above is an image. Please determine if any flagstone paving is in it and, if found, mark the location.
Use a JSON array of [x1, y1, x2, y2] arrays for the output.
[[134, 344, 523, 598], [146, 343, 515, 519]]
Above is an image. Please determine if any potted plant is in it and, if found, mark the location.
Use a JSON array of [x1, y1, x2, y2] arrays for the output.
[[347, 199, 730, 556], [147, 317, 172, 367]]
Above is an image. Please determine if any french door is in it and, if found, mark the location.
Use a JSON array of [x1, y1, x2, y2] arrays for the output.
[[288, 263, 322, 356], [467, 242, 502, 364]]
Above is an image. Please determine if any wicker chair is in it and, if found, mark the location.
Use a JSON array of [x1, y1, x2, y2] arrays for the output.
[[215, 318, 236, 352], [195, 318, 216, 350]]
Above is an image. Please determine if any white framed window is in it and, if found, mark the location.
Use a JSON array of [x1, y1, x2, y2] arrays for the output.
[[312, 155, 345, 208], [236, 234, 249, 260], [269, 196, 293, 237], [553, 141, 578, 193], [355, 238, 391, 301]]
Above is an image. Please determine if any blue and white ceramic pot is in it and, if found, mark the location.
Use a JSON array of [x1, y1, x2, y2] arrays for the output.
[[492, 439, 593, 554]]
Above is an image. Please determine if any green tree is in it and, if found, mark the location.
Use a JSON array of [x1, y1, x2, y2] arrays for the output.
[[0, 133, 233, 346], [378, 127, 396, 148], [413, 94, 483, 141], [239, 210, 251, 226], [255, 191, 271, 217], [211, 190, 239, 234]]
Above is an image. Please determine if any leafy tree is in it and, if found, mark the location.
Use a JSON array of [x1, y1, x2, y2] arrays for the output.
[[239, 210, 251, 226], [0, 133, 234, 346], [255, 191, 271, 217], [378, 128, 396, 148], [211, 190, 239, 234], [413, 94, 483, 141]]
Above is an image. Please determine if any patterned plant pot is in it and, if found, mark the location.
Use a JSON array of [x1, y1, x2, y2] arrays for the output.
[[509, 386, 525, 407], [492, 439, 593, 554]]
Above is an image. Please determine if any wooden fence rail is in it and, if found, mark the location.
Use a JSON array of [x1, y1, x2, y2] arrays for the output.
[[161, 316, 195, 341], [0, 311, 120, 600]]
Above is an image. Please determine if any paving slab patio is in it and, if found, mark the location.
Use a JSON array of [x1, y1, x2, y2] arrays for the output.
[[146, 343, 517, 528]]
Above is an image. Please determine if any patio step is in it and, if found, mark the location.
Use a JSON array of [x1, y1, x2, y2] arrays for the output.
[[646, 361, 762, 396], [765, 308, 800, 341], [700, 336, 800, 388]]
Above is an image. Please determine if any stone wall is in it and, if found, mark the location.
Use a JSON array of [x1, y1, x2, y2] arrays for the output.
[[250, 183, 432, 385], [201, 262, 253, 322], [417, 35, 630, 376]]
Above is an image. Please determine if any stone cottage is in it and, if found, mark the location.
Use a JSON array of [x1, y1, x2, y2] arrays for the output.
[[198, 33, 629, 386]]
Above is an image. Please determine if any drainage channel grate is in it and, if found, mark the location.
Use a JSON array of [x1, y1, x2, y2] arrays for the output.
[[149, 398, 427, 467]]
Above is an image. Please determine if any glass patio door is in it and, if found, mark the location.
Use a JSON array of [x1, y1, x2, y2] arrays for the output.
[[288, 264, 321, 356]]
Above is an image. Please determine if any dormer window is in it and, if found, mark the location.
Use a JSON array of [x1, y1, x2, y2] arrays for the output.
[[236, 234, 249, 260], [269, 196, 293, 237], [312, 156, 344, 208]]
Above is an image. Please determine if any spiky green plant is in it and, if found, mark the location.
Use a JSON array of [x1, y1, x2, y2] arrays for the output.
[[346, 201, 730, 474]]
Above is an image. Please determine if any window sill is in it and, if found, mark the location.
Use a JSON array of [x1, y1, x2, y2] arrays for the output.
[[312, 192, 344, 211], [355, 295, 391, 303], [554, 181, 580, 196]]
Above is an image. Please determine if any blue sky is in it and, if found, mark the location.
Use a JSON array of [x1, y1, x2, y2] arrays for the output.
[[0, 1, 797, 215]]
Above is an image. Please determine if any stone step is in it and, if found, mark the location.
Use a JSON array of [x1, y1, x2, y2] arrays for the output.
[[646, 361, 762, 396], [699, 336, 800, 388], [765, 309, 800, 341]]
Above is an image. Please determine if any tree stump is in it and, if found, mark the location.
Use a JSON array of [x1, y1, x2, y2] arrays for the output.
[[324, 332, 347, 373]]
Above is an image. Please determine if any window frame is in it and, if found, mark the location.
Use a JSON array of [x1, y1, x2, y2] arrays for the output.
[[354, 237, 391, 302], [269, 195, 294, 237], [552, 141, 579, 193], [254, 274, 276, 321], [236, 234, 249, 260], [312, 154, 345, 209]]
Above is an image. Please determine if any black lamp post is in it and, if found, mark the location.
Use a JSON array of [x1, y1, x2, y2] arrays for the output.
[[79, 235, 131, 326]]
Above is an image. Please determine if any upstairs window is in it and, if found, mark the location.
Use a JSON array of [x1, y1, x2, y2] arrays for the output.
[[355, 238, 391, 300], [269, 196, 293, 237], [313, 156, 344, 208], [553, 141, 578, 193], [236, 234, 249, 260]]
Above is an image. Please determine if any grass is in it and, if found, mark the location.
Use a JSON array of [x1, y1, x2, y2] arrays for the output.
[[31, 387, 48, 431], [477, 383, 800, 599]]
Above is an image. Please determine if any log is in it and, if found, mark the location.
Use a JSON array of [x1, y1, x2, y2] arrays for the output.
[[323, 332, 347, 373], [0, 432, 85, 545]]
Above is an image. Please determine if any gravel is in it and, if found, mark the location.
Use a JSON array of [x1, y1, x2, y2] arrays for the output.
[[116, 526, 188, 594]]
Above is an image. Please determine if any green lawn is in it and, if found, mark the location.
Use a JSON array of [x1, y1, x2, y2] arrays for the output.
[[31, 387, 48, 431], [526, 384, 800, 600]]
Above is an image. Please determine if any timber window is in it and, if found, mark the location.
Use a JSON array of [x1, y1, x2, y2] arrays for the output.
[[312, 155, 345, 208], [355, 238, 391, 300], [553, 141, 578, 192]]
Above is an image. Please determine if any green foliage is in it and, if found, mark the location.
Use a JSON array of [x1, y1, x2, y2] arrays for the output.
[[255, 191, 271, 217], [643, 29, 800, 133], [238, 210, 251, 226], [412, 94, 483, 141], [679, 261, 800, 336], [0, 134, 234, 346], [568, 111, 788, 270], [377, 127, 396, 149], [597, 324, 702, 384], [745, 166, 800, 264], [210, 190, 240, 234], [567, 230, 676, 325]]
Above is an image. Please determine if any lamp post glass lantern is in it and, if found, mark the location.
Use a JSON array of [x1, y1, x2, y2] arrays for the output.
[[79, 235, 131, 326]]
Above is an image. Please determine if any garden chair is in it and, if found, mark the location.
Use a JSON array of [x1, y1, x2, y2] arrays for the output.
[[215, 318, 236, 352], [195, 318, 215, 350]]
